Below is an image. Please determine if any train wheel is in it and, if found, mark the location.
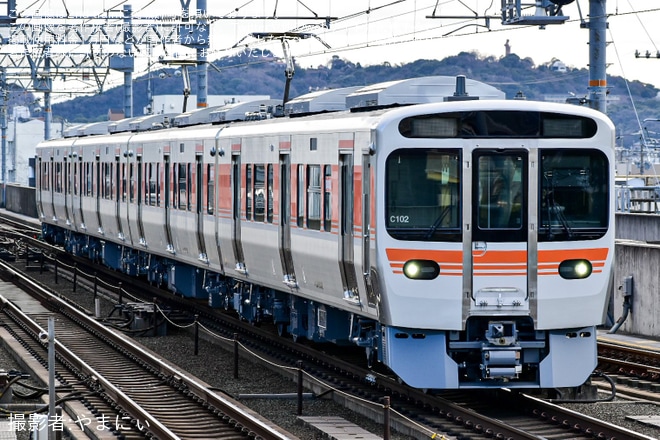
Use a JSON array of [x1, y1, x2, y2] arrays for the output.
[[276, 323, 288, 337]]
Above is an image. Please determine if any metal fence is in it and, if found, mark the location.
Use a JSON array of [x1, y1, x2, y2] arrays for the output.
[[616, 186, 660, 214]]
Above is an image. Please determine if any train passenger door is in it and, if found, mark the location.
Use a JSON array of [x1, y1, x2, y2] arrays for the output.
[[135, 153, 146, 245], [466, 149, 531, 319], [95, 156, 102, 234], [115, 155, 125, 241], [339, 153, 359, 299], [195, 153, 208, 262], [71, 151, 85, 230], [279, 153, 296, 285], [63, 155, 71, 225], [163, 154, 174, 253], [231, 151, 246, 272]]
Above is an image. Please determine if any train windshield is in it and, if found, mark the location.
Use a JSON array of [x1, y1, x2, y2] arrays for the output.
[[539, 149, 609, 241], [385, 149, 461, 241]]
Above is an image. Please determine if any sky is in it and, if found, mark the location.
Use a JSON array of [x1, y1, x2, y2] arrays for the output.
[[7, 1, 660, 97]]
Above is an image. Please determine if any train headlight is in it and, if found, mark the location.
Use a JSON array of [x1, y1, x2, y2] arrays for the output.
[[403, 260, 440, 280], [558, 259, 592, 279]]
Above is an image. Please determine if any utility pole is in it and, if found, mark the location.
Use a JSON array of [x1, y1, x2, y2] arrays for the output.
[[585, 0, 608, 113]]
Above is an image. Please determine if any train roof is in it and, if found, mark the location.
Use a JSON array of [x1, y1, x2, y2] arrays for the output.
[[51, 75, 607, 144], [345, 75, 505, 109], [208, 99, 283, 123], [284, 86, 362, 115]]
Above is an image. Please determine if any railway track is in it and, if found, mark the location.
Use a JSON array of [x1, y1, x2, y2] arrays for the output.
[[0, 221, 657, 439], [0, 258, 299, 440]]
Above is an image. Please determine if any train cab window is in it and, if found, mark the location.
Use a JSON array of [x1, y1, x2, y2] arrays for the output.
[[539, 149, 608, 241], [386, 149, 461, 241]]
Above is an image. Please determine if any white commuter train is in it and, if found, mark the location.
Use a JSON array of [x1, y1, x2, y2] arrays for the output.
[[36, 76, 615, 389]]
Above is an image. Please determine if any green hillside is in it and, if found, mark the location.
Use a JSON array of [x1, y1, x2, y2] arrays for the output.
[[51, 50, 659, 148]]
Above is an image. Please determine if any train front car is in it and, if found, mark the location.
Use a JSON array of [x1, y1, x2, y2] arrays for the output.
[[375, 100, 615, 389]]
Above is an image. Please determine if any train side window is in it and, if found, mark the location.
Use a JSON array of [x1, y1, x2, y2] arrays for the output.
[[172, 163, 178, 209], [207, 164, 215, 215], [307, 164, 321, 230], [324, 165, 332, 232], [267, 164, 273, 223], [246, 164, 252, 220], [254, 164, 265, 222], [297, 164, 304, 227]]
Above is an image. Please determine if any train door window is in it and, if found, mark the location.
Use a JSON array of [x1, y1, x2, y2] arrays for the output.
[[297, 164, 304, 227], [267, 164, 273, 223], [146, 163, 155, 206], [324, 165, 332, 232], [156, 163, 161, 207], [85, 163, 92, 196], [473, 151, 527, 242], [64, 160, 69, 194], [120, 163, 126, 202], [95, 160, 100, 198], [186, 163, 192, 210], [207, 164, 215, 215], [56, 162, 62, 193], [116, 162, 123, 202], [71, 160, 76, 195], [254, 164, 265, 222], [307, 165, 321, 230], [77, 161, 82, 196], [136, 160, 142, 204], [42, 161, 49, 191], [103, 163, 111, 200], [171, 164, 177, 208], [246, 164, 252, 220], [476, 154, 524, 228], [385, 149, 461, 241], [129, 163, 135, 203], [177, 163, 188, 210]]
